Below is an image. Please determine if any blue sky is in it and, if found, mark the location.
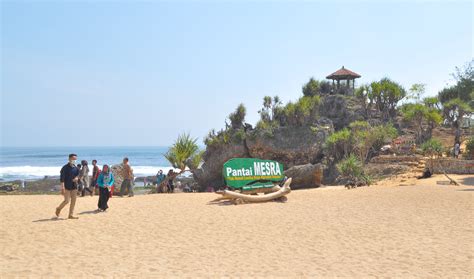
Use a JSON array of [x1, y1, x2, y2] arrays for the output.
[[1, 1, 472, 147]]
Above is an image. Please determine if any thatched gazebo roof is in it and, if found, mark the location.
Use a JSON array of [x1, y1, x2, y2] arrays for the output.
[[326, 66, 361, 80]]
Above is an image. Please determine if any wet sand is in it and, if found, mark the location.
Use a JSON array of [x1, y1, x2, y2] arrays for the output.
[[0, 174, 473, 277]]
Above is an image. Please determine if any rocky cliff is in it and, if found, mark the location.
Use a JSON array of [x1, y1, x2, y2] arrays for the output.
[[319, 95, 366, 130], [193, 120, 333, 190], [193, 95, 368, 190]]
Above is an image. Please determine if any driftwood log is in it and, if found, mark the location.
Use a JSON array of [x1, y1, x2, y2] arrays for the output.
[[429, 159, 460, 186], [211, 178, 292, 205]]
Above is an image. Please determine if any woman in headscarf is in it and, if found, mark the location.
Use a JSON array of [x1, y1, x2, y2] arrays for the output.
[[97, 164, 114, 212]]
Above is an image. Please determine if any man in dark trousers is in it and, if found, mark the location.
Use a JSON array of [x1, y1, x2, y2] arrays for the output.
[[55, 153, 80, 219], [120, 157, 134, 197]]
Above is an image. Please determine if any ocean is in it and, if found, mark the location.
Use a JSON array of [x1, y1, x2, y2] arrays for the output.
[[0, 146, 174, 181]]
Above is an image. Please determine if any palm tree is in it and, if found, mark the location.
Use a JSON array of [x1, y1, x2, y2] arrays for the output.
[[156, 133, 203, 193], [164, 133, 202, 172]]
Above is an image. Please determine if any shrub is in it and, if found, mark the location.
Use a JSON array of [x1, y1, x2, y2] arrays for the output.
[[421, 139, 443, 157], [464, 137, 474, 159], [371, 123, 398, 151], [325, 128, 352, 161], [337, 154, 363, 178], [302, 78, 320, 97], [349, 120, 370, 132], [232, 129, 246, 143], [228, 104, 246, 130], [337, 154, 372, 186], [319, 81, 332, 94]]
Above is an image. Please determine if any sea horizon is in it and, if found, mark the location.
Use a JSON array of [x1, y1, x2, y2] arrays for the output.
[[0, 146, 182, 181]]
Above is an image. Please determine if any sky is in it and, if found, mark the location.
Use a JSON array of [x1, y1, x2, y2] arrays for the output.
[[1, 0, 472, 147]]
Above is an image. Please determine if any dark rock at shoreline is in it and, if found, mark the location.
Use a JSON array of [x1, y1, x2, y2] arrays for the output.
[[0, 178, 61, 194]]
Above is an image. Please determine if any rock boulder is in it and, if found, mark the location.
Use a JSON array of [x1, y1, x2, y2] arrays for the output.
[[284, 163, 324, 189]]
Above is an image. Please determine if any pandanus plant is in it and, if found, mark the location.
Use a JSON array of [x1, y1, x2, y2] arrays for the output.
[[164, 133, 203, 173], [155, 133, 203, 193]]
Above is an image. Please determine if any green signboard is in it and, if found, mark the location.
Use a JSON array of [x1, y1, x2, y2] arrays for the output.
[[223, 158, 284, 190]]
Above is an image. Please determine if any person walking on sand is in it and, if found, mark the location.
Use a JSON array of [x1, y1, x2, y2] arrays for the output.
[[76, 163, 83, 196], [80, 160, 92, 197], [120, 157, 134, 197], [91, 160, 100, 196], [97, 164, 114, 212], [55, 154, 80, 219]]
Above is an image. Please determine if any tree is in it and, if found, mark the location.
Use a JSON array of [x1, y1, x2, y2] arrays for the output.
[[355, 84, 372, 117], [165, 133, 202, 172], [423, 96, 441, 110], [407, 83, 426, 103], [324, 128, 352, 161], [401, 103, 442, 143], [438, 60, 474, 127], [319, 81, 332, 94], [302, 77, 320, 97], [228, 103, 247, 130], [258, 95, 282, 123], [351, 122, 398, 163], [161, 133, 203, 193], [369, 78, 407, 120], [442, 98, 472, 127]]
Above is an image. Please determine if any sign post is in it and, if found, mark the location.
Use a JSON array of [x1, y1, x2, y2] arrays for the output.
[[223, 158, 284, 191]]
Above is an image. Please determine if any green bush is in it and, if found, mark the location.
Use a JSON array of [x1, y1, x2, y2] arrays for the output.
[[325, 128, 352, 161], [337, 154, 372, 186], [228, 104, 246, 130], [349, 120, 370, 132], [371, 123, 398, 151], [302, 77, 320, 97], [337, 154, 363, 178], [465, 137, 474, 159], [421, 139, 443, 157]]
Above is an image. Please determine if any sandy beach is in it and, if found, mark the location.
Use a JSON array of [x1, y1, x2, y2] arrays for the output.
[[0, 174, 473, 277]]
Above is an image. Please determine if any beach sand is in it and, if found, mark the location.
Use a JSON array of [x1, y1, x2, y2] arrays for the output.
[[1, 174, 473, 277]]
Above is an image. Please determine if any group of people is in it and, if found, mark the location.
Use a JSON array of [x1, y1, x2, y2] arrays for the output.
[[55, 154, 134, 219], [155, 169, 178, 193]]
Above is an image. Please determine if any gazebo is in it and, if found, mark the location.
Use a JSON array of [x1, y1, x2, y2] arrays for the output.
[[326, 66, 361, 92]]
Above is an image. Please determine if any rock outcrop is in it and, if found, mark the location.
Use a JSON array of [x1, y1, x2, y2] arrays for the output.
[[193, 121, 333, 190], [193, 95, 371, 190], [246, 125, 331, 169], [283, 163, 324, 189], [193, 142, 250, 190], [319, 95, 366, 130]]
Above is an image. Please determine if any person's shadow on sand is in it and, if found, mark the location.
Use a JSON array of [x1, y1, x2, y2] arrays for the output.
[[78, 210, 100, 215], [33, 217, 66, 222]]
